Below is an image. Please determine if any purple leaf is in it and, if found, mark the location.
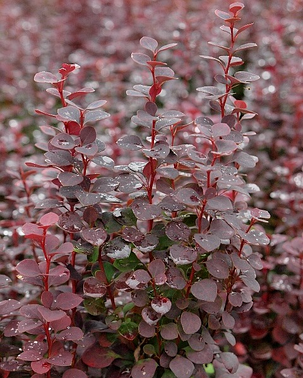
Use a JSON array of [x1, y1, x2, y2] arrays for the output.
[[80, 126, 97, 144], [138, 320, 156, 337], [131, 198, 161, 221], [38, 307, 66, 322], [48, 266, 70, 286], [206, 257, 230, 279], [169, 355, 195, 378], [166, 221, 191, 242], [56, 327, 84, 341], [58, 172, 83, 186], [58, 212, 84, 233], [181, 311, 202, 334], [160, 323, 179, 340], [50, 133, 75, 150], [117, 135, 143, 150], [86, 100, 106, 110], [194, 233, 221, 252], [166, 267, 187, 290], [0, 274, 11, 287], [131, 359, 158, 378], [176, 188, 201, 206], [0, 299, 21, 316], [82, 344, 119, 368], [188, 334, 206, 351], [45, 150, 74, 166], [186, 345, 213, 364], [63, 369, 88, 378], [191, 279, 217, 301], [170, 245, 197, 265], [81, 227, 107, 246], [212, 122, 231, 137], [16, 260, 41, 277], [56, 293, 83, 310]]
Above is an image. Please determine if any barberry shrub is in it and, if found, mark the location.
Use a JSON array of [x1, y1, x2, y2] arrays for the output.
[[0, 3, 270, 378]]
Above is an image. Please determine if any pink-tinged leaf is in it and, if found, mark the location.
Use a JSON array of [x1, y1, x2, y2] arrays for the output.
[[191, 279, 217, 301], [142, 306, 162, 326], [148, 259, 165, 278], [166, 221, 191, 242], [215, 9, 232, 20], [59, 172, 83, 187], [103, 237, 131, 259], [18, 350, 43, 362], [212, 123, 231, 138], [170, 245, 197, 266], [206, 258, 230, 279], [194, 233, 220, 252], [235, 42, 257, 52], [143, 142, 170, 159], [235, 23, 254, 37], [67, 87, 95, 100], [83, 277, 107, 298], [140, 36, 158, 52], [169, 355, 194, 378], [213, 140, 237, 156], [228, 292, 243, 307], [48, 266, 70, 286], [16, 259, 41, 278], [187, 346, 214, 365], [22, 223, 44, 240], [31, 359, 51, 374], [181, 312, 202, 334], [58, 212, 84, 233], [56, 293, 83, 310], [131, 198, 161, 221], [38, 307, 66, 322], [126, 269, 151, 289], [176, 188, 201, 206], [39, 212, 59, 227], [47, 350, 73, 367], [84, 109, 110, 124], [63, 369, 88, 378], [41, 291, 53, 308], [131, 359, 158, 378], [0, 299, 21, 316], [234, 71, 260, 83], [131, 52, 151, 66], [81, 227, 107, 247], [57, 106, 80, 123], [18, 319, 43, 333], [208, 195, 233, 211], [34, 71, 58, 83], [151, 297, 172, 315], [117, 135, 143, 150], [166, 267, 187, 290], [56, 327, 84, 341], [229, 2, 244, 13], [82, 343, 119, 368], [75, 143, 98, 156], [50, 314, 71, 333], [157, 42, 178, 53], [86, 99, 106, 110], [50, 133, 75, 150]]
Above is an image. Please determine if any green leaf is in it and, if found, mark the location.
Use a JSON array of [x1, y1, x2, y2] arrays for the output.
[[101, 212, 122, 233], [103, 261, 116, 281], [123, 302, 135, 314], [87, 246, 99, 263], [84, 298, 106, 316], [118, 320, 138, 340], [114, 207, 137, 226], [113, 252, 140, 272]]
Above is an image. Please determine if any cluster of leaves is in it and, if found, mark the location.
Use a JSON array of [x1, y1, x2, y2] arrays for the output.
[[0, 3, 272, 378]]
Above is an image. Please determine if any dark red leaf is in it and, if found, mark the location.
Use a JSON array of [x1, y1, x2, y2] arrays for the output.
[[131, 359, 158, 378], [181, 311, 202, 334], [191, 279, 217, 301], [82, 343, 118, 368], [169, 355, 194, 378]]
